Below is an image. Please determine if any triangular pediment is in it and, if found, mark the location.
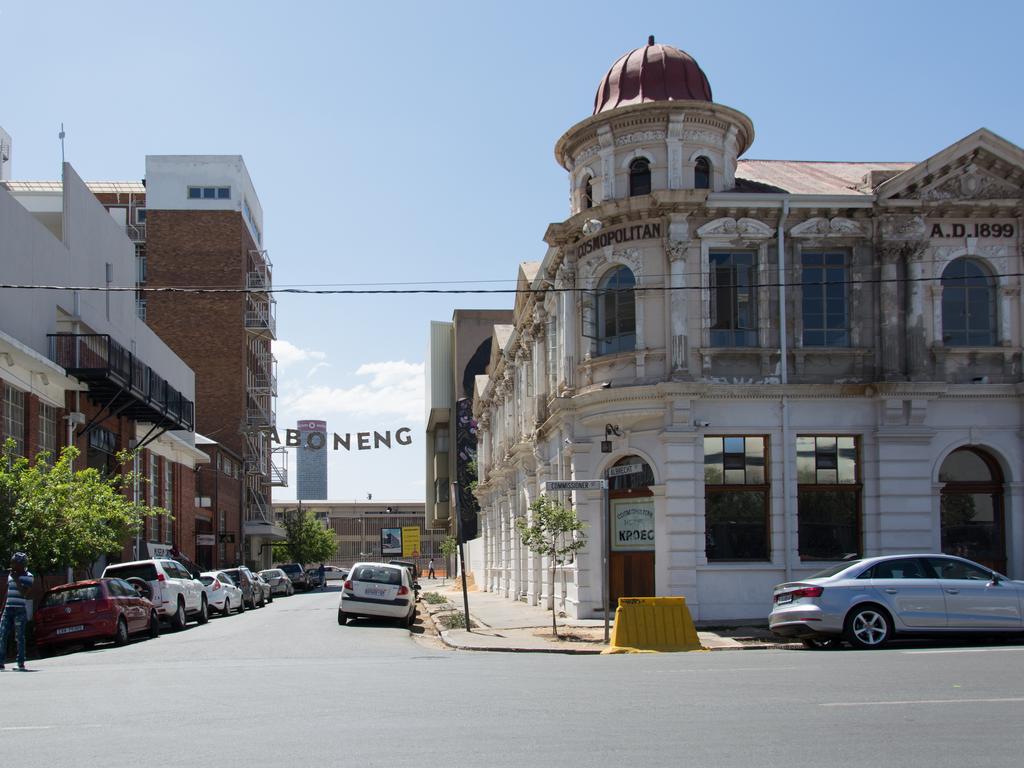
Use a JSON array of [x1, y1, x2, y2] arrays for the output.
[[513, 261, 541, 323], [877, 128, 1024, 203]]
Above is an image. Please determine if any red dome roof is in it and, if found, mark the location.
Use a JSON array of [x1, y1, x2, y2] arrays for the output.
[[593, 36, 712, 115]]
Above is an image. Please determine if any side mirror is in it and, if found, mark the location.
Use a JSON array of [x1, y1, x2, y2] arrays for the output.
[[988, 573, 1002, 585]]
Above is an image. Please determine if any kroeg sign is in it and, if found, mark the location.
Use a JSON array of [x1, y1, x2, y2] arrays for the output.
[[270, 426, 413, 452]]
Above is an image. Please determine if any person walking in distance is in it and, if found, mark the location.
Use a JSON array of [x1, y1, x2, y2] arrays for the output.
[[428, 558, 436, 579], [0, 552, 34, 671], [318, 562, 326, 590]]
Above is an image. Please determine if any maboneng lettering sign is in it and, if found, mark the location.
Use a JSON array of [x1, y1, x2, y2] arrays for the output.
[[611, 498, 655, 551]]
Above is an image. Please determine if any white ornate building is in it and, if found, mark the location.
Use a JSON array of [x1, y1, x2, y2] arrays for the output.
[[472, 37, 1024, 621]]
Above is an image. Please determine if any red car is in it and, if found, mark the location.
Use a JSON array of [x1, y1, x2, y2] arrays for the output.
[[34, 578, 161, 655]]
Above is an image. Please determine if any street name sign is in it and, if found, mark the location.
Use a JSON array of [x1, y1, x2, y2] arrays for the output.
[[544, 479, 606, 491], [607, 463, 643, 478]]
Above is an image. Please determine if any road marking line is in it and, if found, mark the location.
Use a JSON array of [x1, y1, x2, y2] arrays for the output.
[[822, 697, 1024, 707], [0, 726, 53, 731], [903, 646, 1024, 655]]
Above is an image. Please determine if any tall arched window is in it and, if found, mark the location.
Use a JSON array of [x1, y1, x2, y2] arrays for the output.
[[941, 258, 996, 346], [582, 176, 593, 209], [694, 156, 711, 189], [939, 447, 1005, 573], [629, 157, 651, 197], [597, 266, 636, 355]]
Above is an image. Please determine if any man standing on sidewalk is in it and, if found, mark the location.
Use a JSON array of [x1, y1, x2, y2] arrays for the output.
[[428, 558, 435, 579], [0, 552, 34, 671]]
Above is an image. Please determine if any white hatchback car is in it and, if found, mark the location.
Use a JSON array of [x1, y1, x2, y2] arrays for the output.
[[338, 562, 416, 627], [200, 571, 245, 616]]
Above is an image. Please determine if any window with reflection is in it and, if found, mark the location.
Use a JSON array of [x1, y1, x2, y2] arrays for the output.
[[796, 436, 860, 560], [596, 266, 636, 355], [939, 447, 1004, 572], [629, 157, 651, 197], [710, 252, 757, 346], [694, 156, 711, 189], [704, 436, 769, 560], [941, 258, 996, 346], [801, 251, 849, 346]]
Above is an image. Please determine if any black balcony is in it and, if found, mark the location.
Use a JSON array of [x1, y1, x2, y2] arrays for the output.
[[48, 334, 195, 431]]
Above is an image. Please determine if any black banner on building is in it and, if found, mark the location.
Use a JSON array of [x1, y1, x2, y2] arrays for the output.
[[455, 398, 479, 542]]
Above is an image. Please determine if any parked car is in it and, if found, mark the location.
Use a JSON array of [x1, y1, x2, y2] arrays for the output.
[[306, 568, 324, 589], [277, 562, 311, 591], [200, 571, 244, 616], [769, 553, 1024, 649], [388, 559, 421, 597], [259, 568, 294, 596], [102, 559, 209, 630], [34, 578, 161, 654], [338, 562, 416, 627], [222, 567, 262, 609], [322, 565, 347, 582], [253, 571, 273, 604]]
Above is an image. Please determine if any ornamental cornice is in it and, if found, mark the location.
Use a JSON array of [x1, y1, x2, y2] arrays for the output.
[[697, 216, 773, 239], [614, 129, 666, 147], [789, 216, 866, 238], [879, 214, 927, 240]]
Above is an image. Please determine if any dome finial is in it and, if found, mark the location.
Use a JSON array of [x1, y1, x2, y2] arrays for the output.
[[648, 35, 655, 46]]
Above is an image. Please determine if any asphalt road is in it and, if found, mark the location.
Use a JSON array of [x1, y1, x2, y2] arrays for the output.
[[5, 587, 1024, 768]]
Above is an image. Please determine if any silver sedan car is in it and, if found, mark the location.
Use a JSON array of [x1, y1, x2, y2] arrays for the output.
[[769, 554, 1024, 649]]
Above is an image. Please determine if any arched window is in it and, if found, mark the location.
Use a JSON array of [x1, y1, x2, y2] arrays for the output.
[[939, 447, 1005, 573], [694, 156, 711, 189], [597, 266, 636, 355], [628, 157, 651, 197], [582, 176, 593, 209], [942, 258, 996, 346]]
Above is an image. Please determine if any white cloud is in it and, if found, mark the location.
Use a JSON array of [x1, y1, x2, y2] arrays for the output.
[[279, 360, 425, 422], [274, 339, 327, 368]]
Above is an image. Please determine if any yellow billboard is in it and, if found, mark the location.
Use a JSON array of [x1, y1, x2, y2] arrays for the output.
[[402, 526, 421, 558]]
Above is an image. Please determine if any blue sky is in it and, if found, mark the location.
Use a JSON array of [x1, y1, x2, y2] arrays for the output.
[[3, 0, 1022, 501]]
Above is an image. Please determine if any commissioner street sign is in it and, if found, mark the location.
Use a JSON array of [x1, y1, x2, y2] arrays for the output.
[[543, 479, 607, 491]]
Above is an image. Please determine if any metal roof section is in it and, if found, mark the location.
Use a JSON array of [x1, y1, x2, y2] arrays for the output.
[[0, 180, 146, 193], [734, 160, 915, 196]]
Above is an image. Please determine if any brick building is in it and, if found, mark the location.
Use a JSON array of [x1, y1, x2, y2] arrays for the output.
[[1, 160, 206, 570]]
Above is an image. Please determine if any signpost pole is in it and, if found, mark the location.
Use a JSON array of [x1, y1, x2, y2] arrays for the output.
[[453, 482, 472, 633], [603, 478, 610, 644]]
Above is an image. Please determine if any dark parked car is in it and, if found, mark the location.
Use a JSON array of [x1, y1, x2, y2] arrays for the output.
[[222, 567, 263, 609], [277, 562, 311, 591], [34, 578, 160, 655]]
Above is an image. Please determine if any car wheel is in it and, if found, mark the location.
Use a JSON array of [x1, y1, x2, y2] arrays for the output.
[[197, 596, 210, 625], [405, 608, 416, 628], [37, 644, 54, 658], [149, 611, 161, 639], [238, 597, 245, 613], [114, 617, 129, 646], [844, 604, 892, 649], [171, 598, 187, 631], [222, 598, 231, 617], [337, 610, 348, 626], [802, 637, 841, 650]]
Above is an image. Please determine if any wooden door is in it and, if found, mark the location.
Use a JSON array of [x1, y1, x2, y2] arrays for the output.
[[609, 551, 655, 605]]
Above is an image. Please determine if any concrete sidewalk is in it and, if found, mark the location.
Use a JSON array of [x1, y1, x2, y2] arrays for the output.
[[418, 579, 791, 654]]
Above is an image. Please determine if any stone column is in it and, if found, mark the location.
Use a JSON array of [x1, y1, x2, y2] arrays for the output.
[[558, 256, 578, 390], [667, 215, 691, 376], [660, 430, 701, 614]]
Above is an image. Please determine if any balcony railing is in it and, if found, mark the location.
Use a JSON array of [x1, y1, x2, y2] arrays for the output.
[[125, 223, 147, 242], [245, 297, 277, 339], [47, 334, 194, 431], [270, 446, 288, 487]]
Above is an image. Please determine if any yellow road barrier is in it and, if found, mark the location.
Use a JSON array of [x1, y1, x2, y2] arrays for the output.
[[603, 596, 703, 654]]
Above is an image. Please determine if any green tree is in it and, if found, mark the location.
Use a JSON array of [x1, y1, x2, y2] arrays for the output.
[[272, 508, 337, 565], [439, 534, 458, 585], [515, 494, 587, 637], [0, 441, 166, 578]]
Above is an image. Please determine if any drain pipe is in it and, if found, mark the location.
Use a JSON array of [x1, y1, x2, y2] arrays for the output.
[[778, 198, 794, 581]]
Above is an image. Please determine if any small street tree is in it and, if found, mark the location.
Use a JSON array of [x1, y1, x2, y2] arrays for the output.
[[273, 508, 337, 565], [439, 534, 458, 585], [515, 494, 587, 637], [0, 441, 166, 578]]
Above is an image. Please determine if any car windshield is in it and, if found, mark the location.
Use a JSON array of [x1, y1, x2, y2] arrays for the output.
[[199, 576, 214, 586], [43, 585, 101, 606], [104, 563, 158, 581], [807, 561, 863, 580], [223, 570, 241, 580], [352, 566, 402, 585], [280, 564, 300, 574]]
